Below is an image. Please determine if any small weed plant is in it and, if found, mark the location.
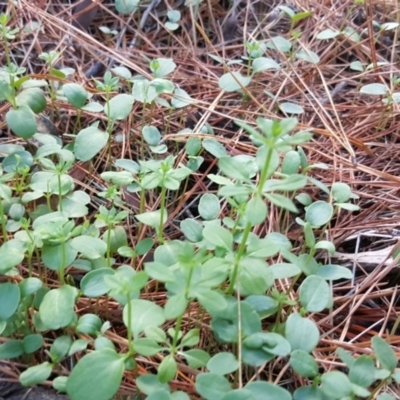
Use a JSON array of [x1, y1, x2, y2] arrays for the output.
[[0, 8, 399, 400]]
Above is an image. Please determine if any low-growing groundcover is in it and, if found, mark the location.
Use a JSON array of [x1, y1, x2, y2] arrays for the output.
[[1, 1, 400, 400]]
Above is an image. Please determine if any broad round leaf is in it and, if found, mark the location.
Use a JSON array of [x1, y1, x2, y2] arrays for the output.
[[360, 83, 388, 95], [39, 285, 77, 330], [207, 352, 239, 375], [81, 268, 114, 298], [16, 88, 46, 113], [219, 72, 251, 92], [245, 381, 292, 400], [66, 349, 125, 400], [299, 275, 331, 312], [0, 239, 26, 274], [123, 299, 165, 339], [305, 201, 333, 227], [6, 105, 37, 139], [317, 264, 353, 280], [0, 340, 24, 359], [63, 83, 88, 108], [290, 349, 319, 377], [20, 362, 52, 386], [198, 193, 220, 220], [371, 336, 397, 372], [285, 313, 320, 352], [279, 102, 304, 114], [70, 236, 107, 259], [0, 283, 21, 320], [320, 371, 352, 398], [331, 182, 352, 203], [195, 373, 232, 400], [105, 94, 135, 120], [74, 126, 108, 161], [22, 334, 43, 354]]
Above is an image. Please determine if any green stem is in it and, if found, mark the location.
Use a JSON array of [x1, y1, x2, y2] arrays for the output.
[[158, 184, 167, 244], [227, 221, 252, 295], [0, 199, 7, 242]]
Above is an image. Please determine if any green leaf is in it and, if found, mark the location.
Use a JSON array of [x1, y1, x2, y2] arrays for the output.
[[74, 126, 108, 161], [0, 340, 24, 359], [20, 362, 53, 386], [101, 171, 134, 186], [207, 352, 239, 375], [198, 193, 220, 220], [80, 268, 114, 297], [22, 334, 43, 354], [76, 314, 102, 334], [299, 275, 331, 312], [305, 201, 333, 227], [15, 88, 46, 113], [150, 58, 176, 78], [219, 71, 251, 92], [70, 236, 107, 259], [182, 349, 210, 368], [181, 219, 203, 242], [269, 263, 301, 279], [105, 93, 135, 120], [245, 381, 292, 400], [290, 349, 319, 377], [203, 225, 232, 250], [180, 328, 200, 348], [285, 313, 320, 352], [50, 335, 72, 363], [263, 174, 307, 192], [221, 389, 254, 400], [265, 193, 298, 213], [42, 242, 77, 271], [202, 139, 227, 158], [123, 299, 165, 339], [136, 374, 169, 395], [314, 240, 335, 255], [218, 156, 251, 180], [349, 355, 375, 387], [317, 264, 353, 280], [158, 354, 177, 383], [0, 283, 21, 320], [331, 182, 352, 202], [66, 349, 125, 400], [266, 36, 292, 52], [244, 295, 278, 318], [320, 371, 352, 398], [195, 289, 227, 315], [245, 195, 267, 226], [279, 102, 304, 114], [316, 28, 340, 40], [372, 336, 397, 371], [360, 83, 387, 95], [134, 338, 163, 356], [195, 373, 232, 400], [282, 151, 301, 175], [171, 88, 195, 108], [39, 285, 77, 330], [143, 125, 161, 146], [63, 83, 88, 108], [296, 50, 320, 63], [6, 105, 37, 139], [136, 209, 167, 229], [164, 293, 188, 319], [252, 57, 280, 73], [293, 386, 325, 400]]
